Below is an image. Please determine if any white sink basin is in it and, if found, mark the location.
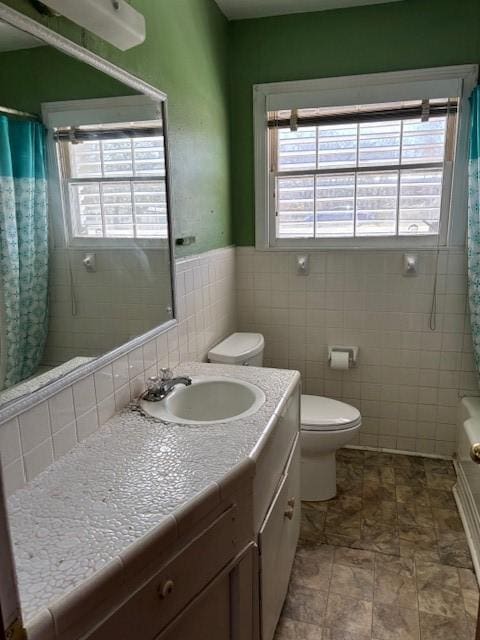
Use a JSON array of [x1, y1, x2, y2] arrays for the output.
[[140, 376, 266, 424]]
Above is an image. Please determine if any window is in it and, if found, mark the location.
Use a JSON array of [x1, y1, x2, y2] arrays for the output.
[[55, 121, 167, 241], [272, 101, 453, 240], [254, 67, 478, 249], [42, 95, 170, 248]]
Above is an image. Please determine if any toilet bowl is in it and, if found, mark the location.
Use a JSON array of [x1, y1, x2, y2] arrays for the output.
[[301, 395, 361, 501], [208, 333, 362, 502]]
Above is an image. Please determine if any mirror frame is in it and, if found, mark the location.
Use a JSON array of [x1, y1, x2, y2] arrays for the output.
[[0, 3, 177, 423]]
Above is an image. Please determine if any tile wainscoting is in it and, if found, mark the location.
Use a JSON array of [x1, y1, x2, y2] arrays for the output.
[[1, 242, 478, 495], [0, 246, 236, 496], [42, 248, 173, 366], [236, 247, 478, 456]]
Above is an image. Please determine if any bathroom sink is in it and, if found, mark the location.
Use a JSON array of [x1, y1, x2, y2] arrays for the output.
[[140, 376, 266, 424]]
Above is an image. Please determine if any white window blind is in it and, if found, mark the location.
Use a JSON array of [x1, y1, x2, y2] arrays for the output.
[[269, 100, 456, 240], [56, 122, 168, 240]]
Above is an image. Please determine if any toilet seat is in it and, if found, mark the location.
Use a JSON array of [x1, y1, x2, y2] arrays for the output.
[[301, 394, 361, 431]]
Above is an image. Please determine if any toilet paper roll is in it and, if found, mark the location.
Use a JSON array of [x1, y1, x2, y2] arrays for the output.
[[330, 351, 350, 370]]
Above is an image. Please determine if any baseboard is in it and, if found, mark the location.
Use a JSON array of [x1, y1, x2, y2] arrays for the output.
[[453, 460, 480, 584], [345, 444, 452, 461]]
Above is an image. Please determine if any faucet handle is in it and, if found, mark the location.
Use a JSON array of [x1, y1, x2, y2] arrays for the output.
[[146, 376, 162, 391], [159, 367, 173, 381]]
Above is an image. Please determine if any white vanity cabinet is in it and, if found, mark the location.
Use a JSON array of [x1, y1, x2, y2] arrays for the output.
[[254, 382, 301, 640], [84, 492, 255, 640], [81, 380, 301, 640], [156, 543, 256, 640], [2, 366, 302, 640], [259, 437, 300, 640]]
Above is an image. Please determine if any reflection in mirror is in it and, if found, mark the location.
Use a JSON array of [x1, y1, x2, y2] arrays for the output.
[[0, 21, 174, 406]]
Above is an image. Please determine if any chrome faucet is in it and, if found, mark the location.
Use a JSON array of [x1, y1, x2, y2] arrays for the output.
[[141, 368, 192, 402]]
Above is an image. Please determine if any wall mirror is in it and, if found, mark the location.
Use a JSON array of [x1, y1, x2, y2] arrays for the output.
[[0, 17, 175, 409]]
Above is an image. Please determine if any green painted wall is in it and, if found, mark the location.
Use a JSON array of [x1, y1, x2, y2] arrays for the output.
[[0, 46, 136, 114], [1, 0, 232, 256], [3, 0, 480, 251], [229, 0, 480, 246]]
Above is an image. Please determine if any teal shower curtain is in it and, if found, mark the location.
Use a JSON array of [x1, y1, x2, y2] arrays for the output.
[[0, 115, 48, 390], [468, 86, 480, 373]]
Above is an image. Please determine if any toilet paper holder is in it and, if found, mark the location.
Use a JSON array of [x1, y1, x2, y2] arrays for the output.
[[328, 346, 359, 368]]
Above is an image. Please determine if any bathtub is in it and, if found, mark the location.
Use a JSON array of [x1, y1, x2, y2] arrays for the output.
[[455, 396, 480, 579]]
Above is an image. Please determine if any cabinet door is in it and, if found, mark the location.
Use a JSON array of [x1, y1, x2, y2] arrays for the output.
[[253, 383, 300, 531], [156, 544, 256, 640], [86, 504, 240, 640], [156, 574, 230, 640], [259, 437, 300, 640]]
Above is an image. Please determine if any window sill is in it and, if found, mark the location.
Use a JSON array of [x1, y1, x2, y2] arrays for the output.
[[255, 239, 461, 252], [67, 238, 169, 250]]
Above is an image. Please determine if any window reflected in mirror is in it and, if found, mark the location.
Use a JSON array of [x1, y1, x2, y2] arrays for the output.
[[55, 120, 168, 240]]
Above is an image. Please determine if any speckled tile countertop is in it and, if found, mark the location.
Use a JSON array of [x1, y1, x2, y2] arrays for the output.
[[7, 362, 299, 624]]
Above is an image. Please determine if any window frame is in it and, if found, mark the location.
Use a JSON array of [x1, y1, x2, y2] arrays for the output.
[[254, 65, 478, 251], [43, 95, 170, 250]]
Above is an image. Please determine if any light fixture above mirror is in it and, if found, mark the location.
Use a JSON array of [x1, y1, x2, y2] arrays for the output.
[[31, 0, 146, 50]]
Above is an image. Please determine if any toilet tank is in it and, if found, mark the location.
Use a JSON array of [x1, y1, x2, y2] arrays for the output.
[[208, 333, 264, 366]]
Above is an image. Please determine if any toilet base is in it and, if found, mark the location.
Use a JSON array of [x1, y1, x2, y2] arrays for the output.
[[301, 451, 336, 501]]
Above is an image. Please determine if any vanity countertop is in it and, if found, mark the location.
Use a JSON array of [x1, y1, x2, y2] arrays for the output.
[[6, 362, 299, 624]]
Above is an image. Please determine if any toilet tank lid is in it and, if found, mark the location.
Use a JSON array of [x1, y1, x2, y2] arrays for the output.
[[208, 333, 264, 364], [301, 395, 361, 430]]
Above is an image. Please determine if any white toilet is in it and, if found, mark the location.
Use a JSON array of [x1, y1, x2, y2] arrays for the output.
[[301, 395, 361, 500], [208, 332, 361, 501], [207, 332, 265, 367]]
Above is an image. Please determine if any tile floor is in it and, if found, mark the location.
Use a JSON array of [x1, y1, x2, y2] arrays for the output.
[[275, 448, 479, 640]]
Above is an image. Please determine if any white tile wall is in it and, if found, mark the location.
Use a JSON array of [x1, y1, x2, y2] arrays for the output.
[[43, 248, 172, 366], [236, 246, 478, 456], [0, 246, 236, 495], [3, 241, 471, 492]]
